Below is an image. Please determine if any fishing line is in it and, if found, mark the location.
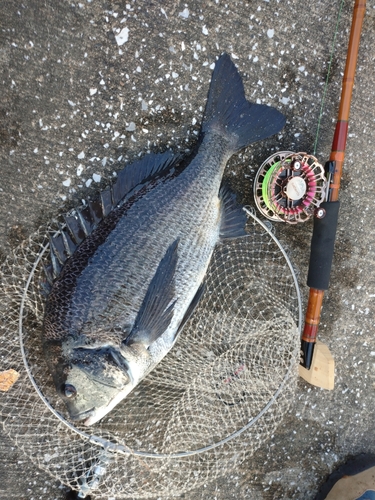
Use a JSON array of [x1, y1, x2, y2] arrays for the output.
[[313, 0, 345, 155], [0, 5, 352, 498], [253, 0, 348, 225]]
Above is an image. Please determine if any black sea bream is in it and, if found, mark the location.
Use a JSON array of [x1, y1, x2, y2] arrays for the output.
[[42, 53, 285, 426]]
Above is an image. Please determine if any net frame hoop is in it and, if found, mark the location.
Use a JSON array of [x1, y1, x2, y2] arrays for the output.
[[18, 208, 302, 458]]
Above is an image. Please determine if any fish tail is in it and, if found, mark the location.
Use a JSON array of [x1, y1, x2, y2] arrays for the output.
[[202, 53, 286, 152]]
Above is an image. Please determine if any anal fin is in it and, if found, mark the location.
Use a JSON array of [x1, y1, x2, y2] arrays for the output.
[[219, 185, 248, 239], [125, 239, 179, 348]]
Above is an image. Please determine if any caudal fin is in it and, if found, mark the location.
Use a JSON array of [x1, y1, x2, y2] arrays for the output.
[[202, 53, 286, 152]]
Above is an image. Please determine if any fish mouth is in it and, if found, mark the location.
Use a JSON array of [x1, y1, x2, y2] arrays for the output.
[[69, 407, 95, 422]]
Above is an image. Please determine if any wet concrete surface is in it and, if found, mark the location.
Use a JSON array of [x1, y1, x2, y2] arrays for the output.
[[1, 0, 375, 498]]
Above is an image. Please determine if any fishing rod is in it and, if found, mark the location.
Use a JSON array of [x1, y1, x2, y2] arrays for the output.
[[254, 0, 366, 388], [300, 0, 366, 380]]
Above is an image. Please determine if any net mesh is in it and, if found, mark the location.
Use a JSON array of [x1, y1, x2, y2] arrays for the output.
[[0, 208, 301, 498]]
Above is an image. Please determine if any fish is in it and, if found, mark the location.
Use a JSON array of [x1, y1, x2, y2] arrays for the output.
[[42, 53, 286, 426]]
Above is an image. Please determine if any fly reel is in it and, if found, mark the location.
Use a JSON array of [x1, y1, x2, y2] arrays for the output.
[[254, 152, 327, 224]]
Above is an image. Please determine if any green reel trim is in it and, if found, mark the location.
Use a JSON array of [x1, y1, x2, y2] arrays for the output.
[[261, 159, 292, 212]]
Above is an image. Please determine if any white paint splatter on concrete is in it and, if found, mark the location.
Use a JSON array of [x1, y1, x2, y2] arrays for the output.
[[179, 8, 189, 18], [126, 122, 136, 132], [115, 27, 129, 46]]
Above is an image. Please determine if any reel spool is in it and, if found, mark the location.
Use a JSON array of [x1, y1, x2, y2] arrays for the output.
[[254, 152, 327, 224]]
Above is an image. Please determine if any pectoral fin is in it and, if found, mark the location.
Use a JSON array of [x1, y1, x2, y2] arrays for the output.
[[125, 239, 179, 347]]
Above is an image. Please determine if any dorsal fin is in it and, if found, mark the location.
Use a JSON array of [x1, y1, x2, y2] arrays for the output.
[[46, 150, 181, 281], [100, 188, 113, 217], [111, 151, 180, 207], [48, 234, 63, 278], [57, 222, 76, 256], [63, 214, 85, 244], [76, 206, 92, 237], [88, 199, 103, 224]]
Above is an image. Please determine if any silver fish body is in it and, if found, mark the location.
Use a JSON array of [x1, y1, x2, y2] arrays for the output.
[[42, 53, 285, 426]]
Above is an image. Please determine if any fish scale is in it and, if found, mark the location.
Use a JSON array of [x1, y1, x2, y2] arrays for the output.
[[70, 134, 230, 341], [42, 53, 286, 425]]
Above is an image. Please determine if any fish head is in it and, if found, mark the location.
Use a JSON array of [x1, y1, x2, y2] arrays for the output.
[[55, 344, 135, 425]]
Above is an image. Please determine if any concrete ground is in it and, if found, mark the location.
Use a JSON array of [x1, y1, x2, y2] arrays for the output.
[[1, 0, 375, 498]]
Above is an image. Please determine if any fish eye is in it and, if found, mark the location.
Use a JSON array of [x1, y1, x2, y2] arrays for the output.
[[64, 383, 77, 398]]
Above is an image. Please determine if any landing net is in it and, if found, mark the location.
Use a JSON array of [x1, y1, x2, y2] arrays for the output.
[[0, 208, 301, 498]]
